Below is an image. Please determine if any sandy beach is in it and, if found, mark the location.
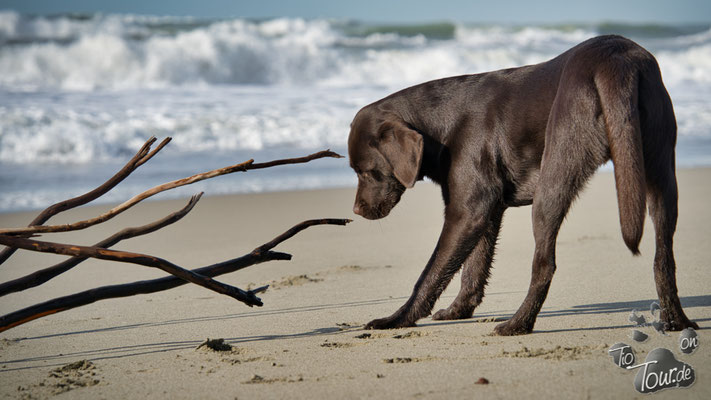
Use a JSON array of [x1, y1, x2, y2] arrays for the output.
[[0, 167, 709, 399]]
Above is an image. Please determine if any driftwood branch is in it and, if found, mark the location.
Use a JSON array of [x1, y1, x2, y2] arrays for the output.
[[0, 137, 348, 333], [0, 234, 266, 307], [0, 194, 202, 297], [0, 137, 170, 265], [0, 218, 350, 333], [0, 150, 343, 237]]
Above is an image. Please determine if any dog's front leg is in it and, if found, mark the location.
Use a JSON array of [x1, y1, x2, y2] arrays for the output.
[[365, 199, 500, 329]]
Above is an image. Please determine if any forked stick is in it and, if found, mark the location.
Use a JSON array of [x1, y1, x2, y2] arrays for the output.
[[0, 234, 265, 307], [0, 218, 351, 333], [0, 194, 202, 297]]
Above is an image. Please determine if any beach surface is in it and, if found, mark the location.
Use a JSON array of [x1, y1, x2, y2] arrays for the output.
[[0, 168, 709, 399]]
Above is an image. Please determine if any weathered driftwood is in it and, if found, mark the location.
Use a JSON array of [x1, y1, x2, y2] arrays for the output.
[[0, 218, 350, 333], [0, 194, 202, 297], [0, 138, 348, 333]]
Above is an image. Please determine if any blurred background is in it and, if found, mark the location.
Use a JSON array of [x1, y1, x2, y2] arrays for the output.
[[1, 0, 709, 212]]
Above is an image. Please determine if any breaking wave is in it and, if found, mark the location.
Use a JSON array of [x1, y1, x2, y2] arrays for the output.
[[0, 11, 709, 211], [1, 12, 708, 90]]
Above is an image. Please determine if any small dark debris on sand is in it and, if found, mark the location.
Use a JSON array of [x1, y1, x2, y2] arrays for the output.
[[196, 338, 233, 352], [355, 333, 372, 339], [475, 377, 490, 385]]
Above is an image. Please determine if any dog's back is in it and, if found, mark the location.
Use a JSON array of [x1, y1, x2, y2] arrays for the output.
[[363, 35, 675, 253]]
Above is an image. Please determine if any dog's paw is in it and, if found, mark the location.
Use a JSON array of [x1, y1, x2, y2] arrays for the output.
[[365, 316, 416, 330], [493, 319, 533, 336], [663, 314, 700, 332], [432, 306, 473, 321]]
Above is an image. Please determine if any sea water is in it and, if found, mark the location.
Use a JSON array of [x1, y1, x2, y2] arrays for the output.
[[1, 12, 709, 212]]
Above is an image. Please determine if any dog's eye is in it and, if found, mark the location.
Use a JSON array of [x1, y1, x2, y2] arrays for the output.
[[370, 170, 383, 181]]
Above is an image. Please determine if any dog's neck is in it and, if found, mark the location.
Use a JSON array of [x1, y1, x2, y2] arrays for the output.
[[418, 134, 446, 179]]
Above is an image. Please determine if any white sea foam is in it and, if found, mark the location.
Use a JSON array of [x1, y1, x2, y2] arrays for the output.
[[1, 13, 707, 91], [0, 12, 709, 211]]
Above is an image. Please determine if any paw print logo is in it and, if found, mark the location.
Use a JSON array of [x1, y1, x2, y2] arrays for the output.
[[608, 302, 698, 394], [627, 301, 667, 343]]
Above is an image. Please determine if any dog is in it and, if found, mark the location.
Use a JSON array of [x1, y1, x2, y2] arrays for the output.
[[348, 35, 698, 335]]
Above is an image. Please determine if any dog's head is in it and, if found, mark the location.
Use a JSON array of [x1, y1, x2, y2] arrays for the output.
[[348, 108, 424, 220]]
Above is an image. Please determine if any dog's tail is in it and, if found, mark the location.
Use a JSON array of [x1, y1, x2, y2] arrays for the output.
[[595, 60, 647, 255]]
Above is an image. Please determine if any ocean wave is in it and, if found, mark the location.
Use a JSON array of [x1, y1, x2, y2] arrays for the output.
[[1, 12, 709, 90], [0, 15, 343, 89], [1, 12, 709, 212], [0, 86, 360, 164], [0, 12, 709, 166]]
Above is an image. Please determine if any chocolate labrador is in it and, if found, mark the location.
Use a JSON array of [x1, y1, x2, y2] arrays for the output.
[[348, 35, 698, 335]]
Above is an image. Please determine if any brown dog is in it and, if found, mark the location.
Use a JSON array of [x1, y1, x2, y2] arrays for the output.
[[348, 35, 698, 335]]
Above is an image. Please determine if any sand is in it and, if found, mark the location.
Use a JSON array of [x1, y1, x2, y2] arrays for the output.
[[0, 168, 709, 399]]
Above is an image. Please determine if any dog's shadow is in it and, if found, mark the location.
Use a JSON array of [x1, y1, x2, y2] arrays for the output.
[[539, 295, 711, 333], [422, 295, 711, 333]]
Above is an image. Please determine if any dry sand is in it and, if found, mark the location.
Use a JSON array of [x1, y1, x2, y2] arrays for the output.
[[0, 168, 709, 399]]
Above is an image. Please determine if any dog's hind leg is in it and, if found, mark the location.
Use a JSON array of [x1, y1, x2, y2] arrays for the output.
[[432, 207, 504, 321], [646, 168, 698, 330], [640, 79, 699, 330], [494, 82, 607, 335]]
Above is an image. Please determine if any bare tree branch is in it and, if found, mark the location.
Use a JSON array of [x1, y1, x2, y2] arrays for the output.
[[0, 218, 351, 333], [0, 193, 203, 297], [0, 150, 343, 237], [0, 235, 265, 307], [0, 137, 171, 265], [0, 138, 349, 333], [251, 218, 353, 256]]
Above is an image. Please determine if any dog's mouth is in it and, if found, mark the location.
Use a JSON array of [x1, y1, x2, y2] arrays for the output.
[[354, 183, 405, 220], [356, 204, 392, 220]]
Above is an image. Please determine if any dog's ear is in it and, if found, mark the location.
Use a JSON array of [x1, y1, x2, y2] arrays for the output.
[[377, 120, 423, 188]]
